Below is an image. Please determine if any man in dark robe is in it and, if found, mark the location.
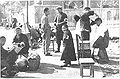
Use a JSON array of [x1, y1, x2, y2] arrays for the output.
[[54, 7, 67, 53], [13, 27, 29, 57]]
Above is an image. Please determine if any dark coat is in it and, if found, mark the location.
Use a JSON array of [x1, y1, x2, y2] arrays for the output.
[[1, 46, 17, 68], [61, 30, 76, 61], [93, 30, 109, 64], [13, 33, 29, 55], [80, 11, 94, 32]]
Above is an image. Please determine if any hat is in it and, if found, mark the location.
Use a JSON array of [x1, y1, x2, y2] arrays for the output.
[[84, 7, 91, 10], [15, 26, 22, 30], [57, 6, 62, 10]]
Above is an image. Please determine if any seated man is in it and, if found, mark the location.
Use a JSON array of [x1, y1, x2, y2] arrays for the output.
[[0, 36, 18, 77], [13, 27, 29, 57]]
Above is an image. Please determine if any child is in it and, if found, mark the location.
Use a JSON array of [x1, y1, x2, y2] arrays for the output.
[[60, 24, 76, 67]]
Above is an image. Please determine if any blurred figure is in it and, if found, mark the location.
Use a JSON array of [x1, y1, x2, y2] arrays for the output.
[[0, 36, 18, 77], [12, 18, 17, 29], [54, 7, 67, 53], [41, 8, 52, 56], [27, 25, 40, 49], [13, 27, 29, 57], [60, 24, 76, 67]]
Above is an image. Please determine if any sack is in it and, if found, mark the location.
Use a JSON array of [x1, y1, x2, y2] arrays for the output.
[[28, 53, 40, 71], [16, 55, 29, 72]]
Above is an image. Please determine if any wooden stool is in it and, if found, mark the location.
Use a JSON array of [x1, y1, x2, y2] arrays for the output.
[[79, 58, 95, 77]]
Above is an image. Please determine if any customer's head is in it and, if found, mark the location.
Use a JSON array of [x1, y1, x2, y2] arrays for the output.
[[44, 7, 50, 16], [57, 6, 62, 14], [15, 27, 22, 35], [0, 36, 6, 46], [84, 7, 91, 13], [95, 18, 102, 26], [74, 15, 80, 22], [62, 24, 68, 33]]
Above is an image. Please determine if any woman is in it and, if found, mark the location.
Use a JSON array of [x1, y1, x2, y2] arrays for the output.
[[61, 24, 76, 67]]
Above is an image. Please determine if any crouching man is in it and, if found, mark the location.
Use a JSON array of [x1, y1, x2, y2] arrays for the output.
[[0, 36, 18, 77]]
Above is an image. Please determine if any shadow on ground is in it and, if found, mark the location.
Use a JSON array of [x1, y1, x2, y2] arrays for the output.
[[70, 58, 119, 77], [26, 63, 66, 74]]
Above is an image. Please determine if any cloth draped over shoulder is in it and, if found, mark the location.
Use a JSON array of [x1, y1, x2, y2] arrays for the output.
[[91, 23, 109, 48]]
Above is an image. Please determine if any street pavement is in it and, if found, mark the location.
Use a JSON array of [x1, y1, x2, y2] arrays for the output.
[[0, 26, 120, 79]]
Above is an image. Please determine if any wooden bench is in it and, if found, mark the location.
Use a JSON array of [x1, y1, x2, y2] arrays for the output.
[[79, 58, 95, 77]]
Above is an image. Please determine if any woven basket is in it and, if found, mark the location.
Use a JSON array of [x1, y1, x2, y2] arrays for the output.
[[28, 54, 40, 71]]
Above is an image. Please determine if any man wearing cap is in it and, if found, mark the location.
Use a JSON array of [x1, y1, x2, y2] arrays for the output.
[[54, 7, 67, 53], [13, 27, 29, 57]]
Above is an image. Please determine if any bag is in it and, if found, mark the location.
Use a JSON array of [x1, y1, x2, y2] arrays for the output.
[[28, 53, 40, 71], [16, 55, 29, 72]]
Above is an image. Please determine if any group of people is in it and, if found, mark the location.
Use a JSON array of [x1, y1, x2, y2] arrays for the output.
[[74, 7, 109, 64], [0, 6, 110, 76], [41, 7, 76, 66]]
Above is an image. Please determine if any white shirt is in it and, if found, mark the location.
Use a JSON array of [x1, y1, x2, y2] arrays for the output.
[[90, 23, 108, 47], [75, 19, 83, 36]]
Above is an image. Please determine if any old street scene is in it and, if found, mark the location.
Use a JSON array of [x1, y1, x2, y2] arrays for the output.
[[0, 0, 120, 78]]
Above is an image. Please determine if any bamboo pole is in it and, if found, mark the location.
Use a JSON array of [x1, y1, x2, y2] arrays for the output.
[[26, 0, 29, 32]]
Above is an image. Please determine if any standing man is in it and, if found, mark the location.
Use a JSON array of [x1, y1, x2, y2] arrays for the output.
[[41, 8, 52, 56], [80, 7, 95, 40], [54, 7, 67, 53]]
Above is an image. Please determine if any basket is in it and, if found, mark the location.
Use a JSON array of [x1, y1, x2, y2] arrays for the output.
[[28, 54, 40, 71]]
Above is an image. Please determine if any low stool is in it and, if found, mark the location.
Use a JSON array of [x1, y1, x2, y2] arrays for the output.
[[79, 58, 95, 78]]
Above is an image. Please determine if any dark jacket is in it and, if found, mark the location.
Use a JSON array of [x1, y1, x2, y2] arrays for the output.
[[61, 30, 76, 61], [80, 11, 94, 32], [54, 12, 68, 42], [13, 33, 29, 55]]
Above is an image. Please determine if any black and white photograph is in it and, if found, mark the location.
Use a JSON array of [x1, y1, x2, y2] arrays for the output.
[[0, 0, 120, 78]]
